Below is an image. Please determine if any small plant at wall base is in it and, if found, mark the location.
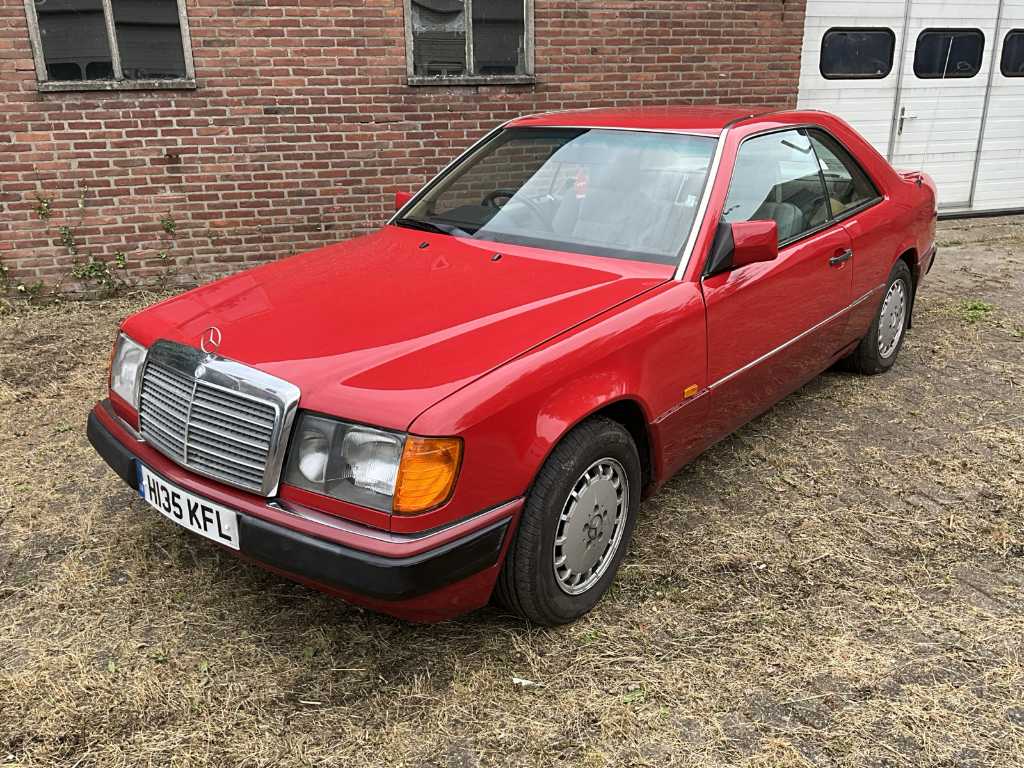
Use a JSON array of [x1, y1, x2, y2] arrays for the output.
[[160, 214, 177, 236], [70, 254, 129, 297]]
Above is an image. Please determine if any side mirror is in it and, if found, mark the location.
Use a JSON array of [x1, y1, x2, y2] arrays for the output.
[[731, 220, 778, 268], [394, 190, 413, 211], [704, 219, 779, 276]]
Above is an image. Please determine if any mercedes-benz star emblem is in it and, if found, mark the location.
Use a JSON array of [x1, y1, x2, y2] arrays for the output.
[[200, 326, 222, 354]]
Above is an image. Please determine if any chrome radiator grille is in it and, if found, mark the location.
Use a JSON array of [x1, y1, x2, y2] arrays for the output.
[[138, 341, 300, 496]]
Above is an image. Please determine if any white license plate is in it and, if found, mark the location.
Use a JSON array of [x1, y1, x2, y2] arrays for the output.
[[137, 463, 240, 550]]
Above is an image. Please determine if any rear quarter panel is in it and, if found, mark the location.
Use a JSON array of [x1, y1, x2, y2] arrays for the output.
[[399, 281, 709, 534], [800, 112, 937, 336]]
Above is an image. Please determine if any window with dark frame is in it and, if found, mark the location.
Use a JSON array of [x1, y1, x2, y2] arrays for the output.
[[722, 130, 832, 245], [24, 0, 194, 89], [805, 129, 880, 218], [914, 28, 985, 79], [406, 0, 533, 82], [820, 28, 896, 79], [1001, 29, 1024, 77]]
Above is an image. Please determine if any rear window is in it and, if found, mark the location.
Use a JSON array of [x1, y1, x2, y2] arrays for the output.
[[820, 28, 896, 79], [1001, 30, 1024, 77], [914, 28, 985, 78]]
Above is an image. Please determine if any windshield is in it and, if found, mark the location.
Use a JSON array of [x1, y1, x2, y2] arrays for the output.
[[399, 127, 717, 265]]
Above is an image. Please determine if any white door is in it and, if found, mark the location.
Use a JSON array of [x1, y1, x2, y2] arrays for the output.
[[799, 0, 1024, 214], [797, 1, 905, 154], [888, 2, 1000, 209], [971, 1, 1024, 210]]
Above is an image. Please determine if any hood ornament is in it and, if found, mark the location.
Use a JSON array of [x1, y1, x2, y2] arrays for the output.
[[200, 326, 222, 355]]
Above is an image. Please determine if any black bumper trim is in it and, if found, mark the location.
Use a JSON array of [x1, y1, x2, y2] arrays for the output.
[[239, 514, 509, 600], [88, 410, 139, 489], [88, 408, 510, 601]]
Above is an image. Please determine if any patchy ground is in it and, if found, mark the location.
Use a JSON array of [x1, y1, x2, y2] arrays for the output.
[[1, 216, 1023, 768]]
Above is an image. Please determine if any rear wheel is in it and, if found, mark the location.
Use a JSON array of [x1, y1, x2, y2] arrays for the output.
[[844, 260, 913, 375], [495, 417, 641, 625]]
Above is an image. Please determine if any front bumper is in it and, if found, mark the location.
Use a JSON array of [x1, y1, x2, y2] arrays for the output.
[[87, 403, 520, 621]]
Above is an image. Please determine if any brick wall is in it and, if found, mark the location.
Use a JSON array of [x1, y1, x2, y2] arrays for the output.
[[0, 0, 807, 293]]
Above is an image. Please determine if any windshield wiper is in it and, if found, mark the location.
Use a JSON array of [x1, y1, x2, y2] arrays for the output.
[[395, 217, 465, 236]]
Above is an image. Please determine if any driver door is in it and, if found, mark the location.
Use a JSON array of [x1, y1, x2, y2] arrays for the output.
[[700, 129, 853, 438]]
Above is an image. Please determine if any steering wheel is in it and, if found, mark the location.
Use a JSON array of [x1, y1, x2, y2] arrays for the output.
[[481, 189, 553, 232], [481, 189, 519, 209]]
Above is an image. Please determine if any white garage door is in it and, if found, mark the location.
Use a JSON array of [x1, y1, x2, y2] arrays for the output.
[[798, 0, 1024, 214]]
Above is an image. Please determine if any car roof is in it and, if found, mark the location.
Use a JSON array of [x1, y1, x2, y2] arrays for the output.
[[506, 106, 789, 135]]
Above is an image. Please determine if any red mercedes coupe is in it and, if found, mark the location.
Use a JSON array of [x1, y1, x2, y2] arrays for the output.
[[88, 107, 937, 624]]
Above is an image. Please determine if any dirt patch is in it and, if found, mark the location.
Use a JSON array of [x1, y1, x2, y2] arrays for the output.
[[1, 219, 1023, 766]]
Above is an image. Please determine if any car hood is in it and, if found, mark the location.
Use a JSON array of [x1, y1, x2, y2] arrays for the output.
[[123, 226, 670, 430]]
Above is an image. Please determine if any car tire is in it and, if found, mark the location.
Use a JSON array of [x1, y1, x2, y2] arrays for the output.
[[495, 416, 641, 625], [843, 260, 913, 375]]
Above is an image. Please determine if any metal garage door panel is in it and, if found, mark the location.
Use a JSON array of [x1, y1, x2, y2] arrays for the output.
[[889, 1, 1000, 209]]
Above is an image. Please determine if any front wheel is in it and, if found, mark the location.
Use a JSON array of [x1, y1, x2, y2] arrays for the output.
[[495, 417, 641, 625], [844, 260, 913, 375]]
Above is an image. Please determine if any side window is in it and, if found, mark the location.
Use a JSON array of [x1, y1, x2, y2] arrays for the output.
[[1001, 30, 1024, 77], [806, 130, 880, 217], [722, 130, 829, 244], [914, 29, 985, 79], [820, 28, 896, 79]]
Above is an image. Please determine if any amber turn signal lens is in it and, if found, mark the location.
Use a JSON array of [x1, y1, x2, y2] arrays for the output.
[[392, 436, 463, 514]]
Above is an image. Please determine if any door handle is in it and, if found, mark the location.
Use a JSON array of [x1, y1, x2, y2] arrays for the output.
[[829, 249, 853, 267], [897, 106, 917, 136]]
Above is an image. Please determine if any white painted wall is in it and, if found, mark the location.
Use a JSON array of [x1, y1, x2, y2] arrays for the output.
[[798, 0, 1024, 214]]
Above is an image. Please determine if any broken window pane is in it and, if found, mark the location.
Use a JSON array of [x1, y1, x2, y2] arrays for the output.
[[472, 0, 525, 75], [111, 0, 187, 80], [35, 0, 112, 82], [411, 0, 467, 77]]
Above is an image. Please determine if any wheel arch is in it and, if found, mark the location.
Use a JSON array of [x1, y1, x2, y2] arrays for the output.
[[529, 396, 658, 500], [896, 247, 919, 327]]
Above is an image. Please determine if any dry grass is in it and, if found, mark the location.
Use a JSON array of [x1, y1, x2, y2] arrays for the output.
[[1, 217, 1023, 767]]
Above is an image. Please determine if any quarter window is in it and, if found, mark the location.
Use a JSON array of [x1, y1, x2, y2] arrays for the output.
[[820, 28, 896, 79], [914, 28, 985, 79], [1001, 30, 1024, 77], [406, 0, 533, 83], [806, 130, 880, 217], [25, 0, 194, 89], [722, 130, 830, 244]]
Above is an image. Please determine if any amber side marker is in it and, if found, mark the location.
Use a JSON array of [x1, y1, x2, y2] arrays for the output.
[[393, 436, 463, 514], [683, 384, 699, 398]]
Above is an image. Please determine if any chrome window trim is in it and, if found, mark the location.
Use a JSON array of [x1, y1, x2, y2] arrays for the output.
[[387, 121, 511, 225], [140, 341, 301, 497], [388, 122, 721, 229], [695, 123, 887, 271], [673, 128, 729, 280]]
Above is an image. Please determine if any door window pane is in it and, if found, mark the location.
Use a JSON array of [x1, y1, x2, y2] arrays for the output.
[[35, 0, 112, 82], [411, 0, 467, 76], [820, 28, 895, 79], [112, 0, 187, 79], [1001, 30, 1024, 77], [723, 130, 830, 244], [914, 29, 985, 79], [807, 130, 880, 217], [472, 0, 526, 75]]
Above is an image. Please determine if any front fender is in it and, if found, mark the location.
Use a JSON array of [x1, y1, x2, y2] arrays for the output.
[[399, 281, 708, 534]]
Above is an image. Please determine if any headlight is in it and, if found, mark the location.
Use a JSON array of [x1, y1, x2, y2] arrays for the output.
[[284, 413, 462, 514], [109, 332, 148, 408]]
